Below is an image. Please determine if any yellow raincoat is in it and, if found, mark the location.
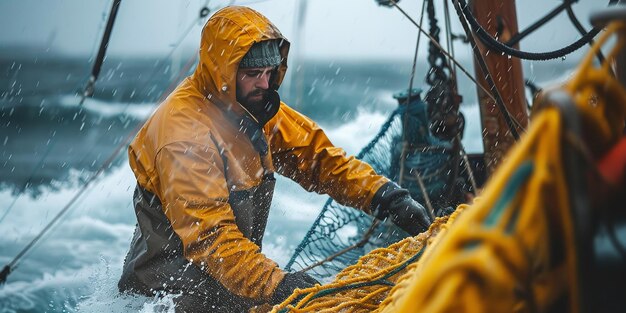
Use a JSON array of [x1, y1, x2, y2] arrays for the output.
[[118, 6, 390, 311]]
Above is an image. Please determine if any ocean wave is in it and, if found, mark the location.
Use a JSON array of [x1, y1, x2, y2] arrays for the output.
[[58, 94, 156, 120]]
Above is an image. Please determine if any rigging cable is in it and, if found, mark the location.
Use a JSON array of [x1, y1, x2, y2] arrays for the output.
[[565, 2, 606, 64], [398, 0, 427, 191], [456, 0, 619, 61], [505, 0, 572, 47], [0, 137, 125, 285], [407, 0, 436, 219], [0, 141, 56, 223], [443, 0, 457, 77], [390, 1, 521, 193], [387, 1, 498, 105], [0, 2, 210, 284], [442, 0, 478, 197], [388, 0, 483, 208], [390, 0, 529, 140], [451, 0, 521, 140], [423, 0, 463, 142], [444, 0, 477, 197], [422, 0, 463, 215], [395, 0, 438, 222], [458, 134, 478, 193], [80, 0, 123, 106]]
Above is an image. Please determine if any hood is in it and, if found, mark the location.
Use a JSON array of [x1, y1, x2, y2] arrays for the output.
[[191, 6, 290, 117]]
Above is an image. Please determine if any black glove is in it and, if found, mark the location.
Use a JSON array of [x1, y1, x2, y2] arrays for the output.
[[370, 181, 432, 235], [271, 271, 319, 304]]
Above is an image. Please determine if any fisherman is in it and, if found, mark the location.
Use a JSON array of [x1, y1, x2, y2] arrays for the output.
[[118, 6, 432, 312]]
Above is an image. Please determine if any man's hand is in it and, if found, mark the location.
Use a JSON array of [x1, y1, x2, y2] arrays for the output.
[[371, 182, 433, 235], [271, 272, 319, 304]]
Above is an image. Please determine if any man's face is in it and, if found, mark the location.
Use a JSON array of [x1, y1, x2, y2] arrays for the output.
[[236, 66, 275, 108]]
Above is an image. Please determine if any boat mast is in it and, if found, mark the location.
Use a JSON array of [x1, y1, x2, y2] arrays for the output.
[[469, 0, 528, 174]]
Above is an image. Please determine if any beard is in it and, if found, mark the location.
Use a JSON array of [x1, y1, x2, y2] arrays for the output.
[[238, 89, 270, 118], [240, 89, 268, 108], [236, 89, 281, 125]]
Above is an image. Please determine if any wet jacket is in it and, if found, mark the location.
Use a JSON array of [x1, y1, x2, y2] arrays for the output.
[[118, 6, 390, 309]]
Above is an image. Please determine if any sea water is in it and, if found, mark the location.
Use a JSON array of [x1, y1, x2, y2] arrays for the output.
[[0, 57, 572, 312]]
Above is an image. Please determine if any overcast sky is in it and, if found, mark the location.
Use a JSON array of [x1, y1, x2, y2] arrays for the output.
[[0, 0, 607, 61]]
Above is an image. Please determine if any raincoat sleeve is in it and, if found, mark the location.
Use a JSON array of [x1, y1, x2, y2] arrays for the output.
[[153, 140, 285, 301], [267, 103, 390, 212]]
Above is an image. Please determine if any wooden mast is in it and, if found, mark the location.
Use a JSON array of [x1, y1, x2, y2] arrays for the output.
[[470, 0, 529, 174]]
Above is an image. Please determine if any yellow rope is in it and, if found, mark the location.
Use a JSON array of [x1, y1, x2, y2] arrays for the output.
[[269, 205, 469, 313]]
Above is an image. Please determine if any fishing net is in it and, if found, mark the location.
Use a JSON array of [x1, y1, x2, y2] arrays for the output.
[[285, 90, 465, 280], [270, 205, 467, 313]]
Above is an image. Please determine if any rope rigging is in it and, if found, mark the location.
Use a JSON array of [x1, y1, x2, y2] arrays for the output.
[[80, 0, 122, 106], [442, 0, 457, 76], [506, 0, 574, 47], [566, 3, 606, 63], [388, 0, 527, 138], [451, 0, 522, 141], [408, 0, 467, 215], [386, 0, 497, 104], [423, 0, 463, 142], [456, 0, 620, 61], [398, 0, 428, 211]]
